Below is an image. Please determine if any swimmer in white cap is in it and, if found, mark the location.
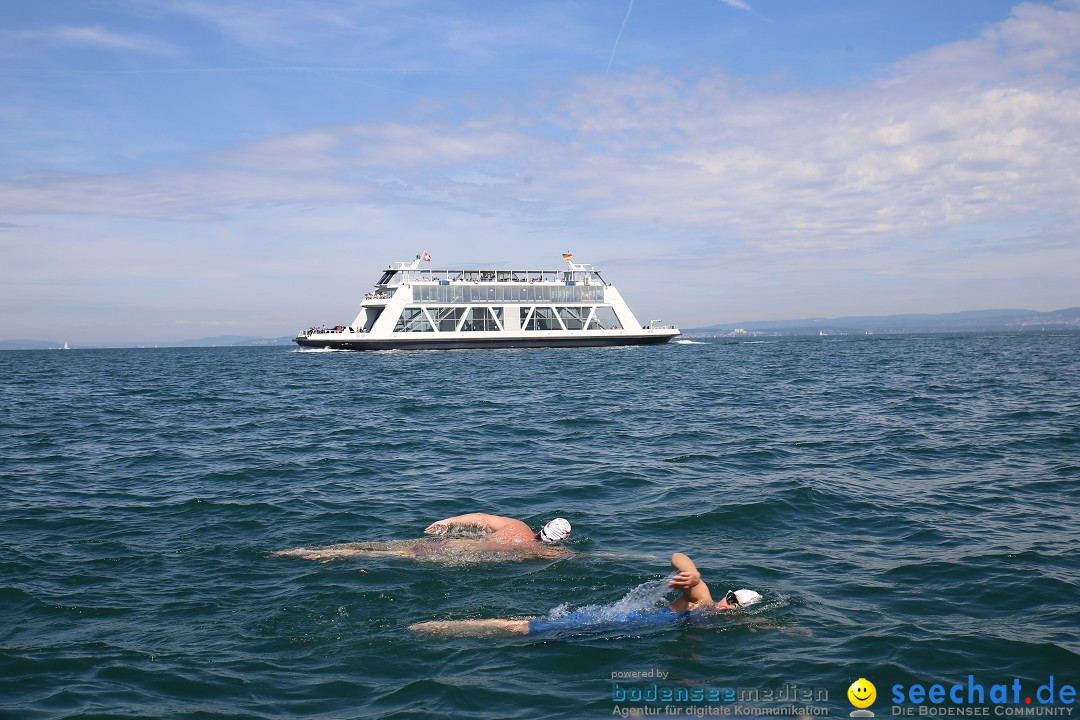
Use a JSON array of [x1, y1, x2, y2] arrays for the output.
[[667, 553, 762, 612], [410, 553, 762, 637], [274, 512, 572, 563], [425, 513, 571, 545]]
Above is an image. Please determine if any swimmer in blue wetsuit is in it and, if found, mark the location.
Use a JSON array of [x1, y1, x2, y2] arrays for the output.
[[408, 553, 762, 637]]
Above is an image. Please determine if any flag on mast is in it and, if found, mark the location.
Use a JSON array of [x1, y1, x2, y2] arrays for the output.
[[421, 252, 432, 262], [562, 252, 573, 261]]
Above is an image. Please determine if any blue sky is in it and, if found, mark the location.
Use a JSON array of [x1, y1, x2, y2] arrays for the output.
[[2, 1, 1078, 343]]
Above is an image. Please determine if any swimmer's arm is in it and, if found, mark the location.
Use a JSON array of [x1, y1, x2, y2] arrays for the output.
[[669, 553, 701, 589], [424, 513, 504, 535], [668, 553, 714, 610]]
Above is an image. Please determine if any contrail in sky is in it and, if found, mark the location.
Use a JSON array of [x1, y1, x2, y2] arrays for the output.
[[606, 0, 634, 72]]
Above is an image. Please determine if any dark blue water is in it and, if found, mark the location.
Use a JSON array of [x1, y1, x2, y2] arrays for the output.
[[2, 334, 1077, 719]]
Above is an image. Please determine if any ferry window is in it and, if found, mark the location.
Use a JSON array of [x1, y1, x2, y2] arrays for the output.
[[525, 306, 562, 331], [544, 307, 562, 330], [557, 307, 587, 330], [431, 307, 464, 332], [462, 307, 498, 331], [394, 307, 434, 332], [362, 307, 383, 332], [496, 271, 510, 282], [491, 307, 504, 329], [589, 306, 622, 330]]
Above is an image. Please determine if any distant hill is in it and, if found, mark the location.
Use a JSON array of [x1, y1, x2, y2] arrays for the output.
[[171, 335, 295, 347], [0, 339, 64, 350], [691, 307, 1080, 337], [0, 336, 295, 350]]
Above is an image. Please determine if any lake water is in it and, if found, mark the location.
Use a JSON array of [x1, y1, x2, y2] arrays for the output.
[[1, 333, 1077, 719]]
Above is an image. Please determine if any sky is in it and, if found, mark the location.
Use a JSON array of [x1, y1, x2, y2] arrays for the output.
[[1, 0, 1079, 344]]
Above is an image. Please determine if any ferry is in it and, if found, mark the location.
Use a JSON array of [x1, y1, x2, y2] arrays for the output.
[[294, 253, 680, 351]]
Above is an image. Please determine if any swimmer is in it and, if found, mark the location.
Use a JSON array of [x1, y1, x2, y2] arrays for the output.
[[408, 552, 762, 637], [424, 513, 571, 545], [273, 513, 572, 563]]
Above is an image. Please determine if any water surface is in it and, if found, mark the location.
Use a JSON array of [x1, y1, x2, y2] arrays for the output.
[[1, 334, 1077, 718]]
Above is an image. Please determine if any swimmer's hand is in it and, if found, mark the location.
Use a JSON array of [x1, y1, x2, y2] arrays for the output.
[[424, 521, 451, 535], [669, 570, 701, 590]]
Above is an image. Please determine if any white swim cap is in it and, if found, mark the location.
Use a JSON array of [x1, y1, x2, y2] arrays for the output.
[[539, 518, 571, 543], [733, 589, 762, 607]]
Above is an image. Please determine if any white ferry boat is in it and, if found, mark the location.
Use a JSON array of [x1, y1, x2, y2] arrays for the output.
[[294, 254, 680, 351]]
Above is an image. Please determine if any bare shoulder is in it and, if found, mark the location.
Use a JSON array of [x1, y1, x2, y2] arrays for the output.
[[487, 516, 536, 539]]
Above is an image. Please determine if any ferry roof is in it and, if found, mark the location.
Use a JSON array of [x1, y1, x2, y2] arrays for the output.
[[376, 259, 607, 287]]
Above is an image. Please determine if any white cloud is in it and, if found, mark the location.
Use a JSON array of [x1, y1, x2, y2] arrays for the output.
[[719, 0, 753, 12], [49, 25, 178, 55], [163, 0, 590, 69]]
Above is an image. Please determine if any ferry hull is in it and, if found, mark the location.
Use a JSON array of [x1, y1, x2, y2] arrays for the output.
[[294, 332, 678, 351]]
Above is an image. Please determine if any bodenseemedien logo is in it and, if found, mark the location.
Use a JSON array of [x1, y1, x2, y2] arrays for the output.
[[849, 678, 877, 717]]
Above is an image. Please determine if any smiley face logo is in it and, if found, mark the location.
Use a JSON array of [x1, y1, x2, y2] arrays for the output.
[[848, 678, 876, 709]]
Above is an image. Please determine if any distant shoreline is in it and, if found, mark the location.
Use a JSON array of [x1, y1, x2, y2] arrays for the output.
[[3, 328, 1079, 351], [2, 307, 1076, 350]]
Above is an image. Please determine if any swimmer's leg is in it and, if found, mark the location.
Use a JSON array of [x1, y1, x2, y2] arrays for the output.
[[588, 552, 664, 561], [272, 540, 427, 561], [408, 619, 530, 637]]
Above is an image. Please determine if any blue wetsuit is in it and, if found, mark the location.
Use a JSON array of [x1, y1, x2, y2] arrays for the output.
[[528, 607, 688, 637]]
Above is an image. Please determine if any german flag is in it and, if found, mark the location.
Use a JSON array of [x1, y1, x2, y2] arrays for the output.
[[562, 252, 573, 261]]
